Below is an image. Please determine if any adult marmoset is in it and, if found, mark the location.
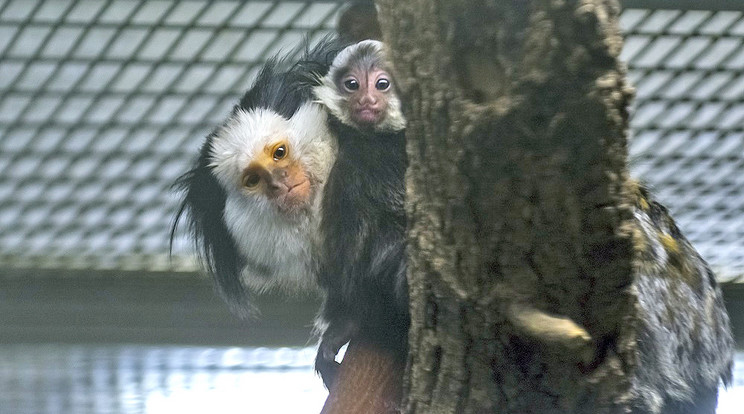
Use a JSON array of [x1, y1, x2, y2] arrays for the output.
[[312, 40, 409, 387], [171, 42, 338, 315], [628, 183, 733, 414]]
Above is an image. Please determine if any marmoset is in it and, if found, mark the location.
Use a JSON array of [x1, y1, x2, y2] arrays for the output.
[[312, 40, 408, 387], [627, 182, 733, 414], [172, 41, 338, 314]]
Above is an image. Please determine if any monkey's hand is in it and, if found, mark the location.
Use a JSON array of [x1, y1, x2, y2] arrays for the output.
[[316, 320, 358, 389]]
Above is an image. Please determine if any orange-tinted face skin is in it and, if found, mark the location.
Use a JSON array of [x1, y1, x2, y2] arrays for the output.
[[240, 140, 311, 213], [339, 67, 391, 127]]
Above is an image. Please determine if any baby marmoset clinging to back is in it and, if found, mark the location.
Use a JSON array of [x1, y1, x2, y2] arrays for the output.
[[313, 40, 409, 388]]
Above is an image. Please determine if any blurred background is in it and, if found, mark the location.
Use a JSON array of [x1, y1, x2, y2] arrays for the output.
[[0, 0, 742, 413]]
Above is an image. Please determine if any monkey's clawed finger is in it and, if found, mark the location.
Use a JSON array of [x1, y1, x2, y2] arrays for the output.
[[315, 354, 342, 389], [315, 320, 358, 389]]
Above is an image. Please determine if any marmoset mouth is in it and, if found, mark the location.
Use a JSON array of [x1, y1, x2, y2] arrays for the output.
[[278, 179, 312, 213], [354, 107, 383, 124], [287, 179, 310, 195]]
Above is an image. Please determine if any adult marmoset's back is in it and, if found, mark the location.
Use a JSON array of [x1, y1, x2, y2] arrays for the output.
[[628, 182, 733, 414]]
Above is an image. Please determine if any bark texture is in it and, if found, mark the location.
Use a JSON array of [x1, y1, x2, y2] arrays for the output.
[[377, 0, 639, 412]]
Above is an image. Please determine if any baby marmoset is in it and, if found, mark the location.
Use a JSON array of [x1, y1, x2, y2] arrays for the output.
[[313, 40, 409, 387]]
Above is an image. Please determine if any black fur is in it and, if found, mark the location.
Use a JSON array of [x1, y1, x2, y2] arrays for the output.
[[170, 38, 341, 316], [629, 186, 734, 414], [315, 115, 409, 387]]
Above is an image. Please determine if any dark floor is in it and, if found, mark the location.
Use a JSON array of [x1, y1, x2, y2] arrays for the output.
[[0, 269, 321, 347]]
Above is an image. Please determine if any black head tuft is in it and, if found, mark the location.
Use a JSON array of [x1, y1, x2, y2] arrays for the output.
[[239, 36, 346, 119], [171, 136, 252, 317]]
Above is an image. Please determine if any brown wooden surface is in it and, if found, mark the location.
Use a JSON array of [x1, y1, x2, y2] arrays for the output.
[[321, 341, 404, 414]]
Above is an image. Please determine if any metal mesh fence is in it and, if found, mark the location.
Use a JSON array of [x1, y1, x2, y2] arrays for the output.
[[0, 0, 343, 271], [0, 1, 742, 281], [621, 5, 744, 281]]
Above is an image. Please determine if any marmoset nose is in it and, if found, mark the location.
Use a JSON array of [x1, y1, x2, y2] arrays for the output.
[[359, 92, 377, 105], [272, 167, 288, 180]]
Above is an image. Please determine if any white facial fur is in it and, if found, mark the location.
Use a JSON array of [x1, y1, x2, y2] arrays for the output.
[[209, 102, 337, 293], [314, 40, 406, 133]]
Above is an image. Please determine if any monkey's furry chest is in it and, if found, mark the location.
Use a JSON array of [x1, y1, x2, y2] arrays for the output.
[[324, 130, 406, 237], [318, 126, 408, 317], [224, 194, 317, 293]]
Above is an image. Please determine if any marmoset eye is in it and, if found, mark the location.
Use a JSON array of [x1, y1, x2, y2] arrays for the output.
[[273, 144, 288, 161], [376, 78, 390, 90], [242, 173, 260, 188], [343, 79, 359, 91]]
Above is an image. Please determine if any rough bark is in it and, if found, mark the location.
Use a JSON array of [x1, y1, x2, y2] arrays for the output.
[[377, 0, 639, 413]]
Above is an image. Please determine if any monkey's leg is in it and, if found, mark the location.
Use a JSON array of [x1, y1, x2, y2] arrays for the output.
[[316, 320, 357, 389]]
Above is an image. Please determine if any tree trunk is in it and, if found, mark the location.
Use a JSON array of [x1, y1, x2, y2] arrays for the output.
[[377, 0, 639, 412]]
